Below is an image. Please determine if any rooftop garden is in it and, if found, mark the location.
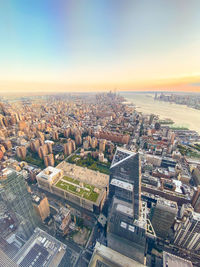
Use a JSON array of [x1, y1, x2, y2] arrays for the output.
[[55, 176, 99, 202]]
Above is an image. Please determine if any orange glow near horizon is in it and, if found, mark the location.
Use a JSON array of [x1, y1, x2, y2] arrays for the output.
[[1, 1, 200, 95]]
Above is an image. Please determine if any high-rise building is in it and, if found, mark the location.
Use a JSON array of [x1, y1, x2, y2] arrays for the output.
[[86, 135, 92, 146], [44, 154, 54, 167], [46, 142, 52, 154], [38, 144, 48, 159], [192, 186, 200, 213], [75, 134, 82, 146], [32, 193, 50, 222], [71, 139, 76, 151], [99, 139, 106, 152], [16, 146, 26, 160], [53, 131, 59, 140], [36, 131, 45, 141], [151, 198, 178, 239], [107, 197, 147, 264], [3, 140, 12, 150], [30, 139, 43, 152], [91, 137, 97, 149], [109, 147, 141, 220], [0, 169, 39, 240], [174, 211, 200, 251], [107, 147, 151, 264], [64, 128, 71, 138], [64, 142, 72, 156]]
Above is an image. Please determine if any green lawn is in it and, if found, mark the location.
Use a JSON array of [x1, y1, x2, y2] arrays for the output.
[[170, 126, 189, 130], [67, 154, 110, 175], [25, 154, 45, 168], [177, 144, 200, 159], [55, 179, 99, 202]]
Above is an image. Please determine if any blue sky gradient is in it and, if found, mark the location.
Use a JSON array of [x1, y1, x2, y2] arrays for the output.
[[0, 0, 200, 92]]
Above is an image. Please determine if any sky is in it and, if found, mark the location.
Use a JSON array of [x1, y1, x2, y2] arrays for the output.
[[0, 0, 200, 94]]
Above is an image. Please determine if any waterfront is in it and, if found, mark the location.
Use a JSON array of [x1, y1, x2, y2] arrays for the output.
[[121, 92, 200, 134]]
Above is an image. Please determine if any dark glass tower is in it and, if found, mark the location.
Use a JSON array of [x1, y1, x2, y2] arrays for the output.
[[109, 148, 141, 220], [107, 148, 146, 264], [0, 169, 39, 240]]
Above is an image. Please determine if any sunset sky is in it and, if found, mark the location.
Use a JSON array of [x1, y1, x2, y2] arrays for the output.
[[0, 0, 200, 93]]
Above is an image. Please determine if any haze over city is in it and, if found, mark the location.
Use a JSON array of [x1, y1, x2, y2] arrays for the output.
[[1, 0, 200, 94], [1, 2, 200, 267]]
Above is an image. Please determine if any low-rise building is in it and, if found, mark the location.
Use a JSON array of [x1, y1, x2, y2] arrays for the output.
[[54, 207, 71, 236], [36, 162, 109, 214]]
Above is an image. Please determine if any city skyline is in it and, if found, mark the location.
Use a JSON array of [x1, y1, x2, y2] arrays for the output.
[[1, 0, 200, 94]]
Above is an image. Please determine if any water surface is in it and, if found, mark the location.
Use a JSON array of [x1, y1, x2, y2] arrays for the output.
[[121, 93, 200, 134]]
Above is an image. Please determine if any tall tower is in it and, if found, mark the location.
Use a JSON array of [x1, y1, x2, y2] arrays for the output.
[[109, 147, 141, 220], [0, 169, 39, 240], [174, 211, 200, 251], [107, 147, 147, 264]]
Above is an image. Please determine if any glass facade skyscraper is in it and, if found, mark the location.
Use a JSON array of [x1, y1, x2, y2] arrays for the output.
[[0, 169, 39, 240]]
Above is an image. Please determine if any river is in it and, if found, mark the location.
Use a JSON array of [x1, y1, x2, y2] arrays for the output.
[[121, 92, 200, 134]]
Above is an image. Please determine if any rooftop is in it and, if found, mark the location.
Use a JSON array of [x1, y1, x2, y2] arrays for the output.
[[157, 198, 178, 210], [89, 242, 145, 267], [56, 161, 109, 188], [55, 175, 101, 203], [14, 228, 66, 267], [192, 211, 200, 221], [110, 178, 133, 192], [32, 193, 46, 205], [0, 168, 14, 180], [163, 252, 193, 267], [116, 204, 133, 217], [36, 166, 62, 182]]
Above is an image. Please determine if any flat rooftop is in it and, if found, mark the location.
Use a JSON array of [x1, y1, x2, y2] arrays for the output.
[[163, 252, 193, 267], [14, 228, 66, 267], [157, 198, 178, 210], [56, 161, 109, 188], [0, 168, 14, 180], [116, 204, 133, 217], [55, 175, 101, 203], [32, 193, 46, 205], [36, 166, 61, 182], [112, 197, 146, 230], [110, 178, 133, 191], [192, 211, 200, 221], [89, 242, 145, 267]]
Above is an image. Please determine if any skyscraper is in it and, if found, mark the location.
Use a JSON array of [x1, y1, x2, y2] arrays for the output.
[[0, 169, 39, 240], [174, 211, 200, 251], [151, 198, 178, 239], [107, 147, 147, 264], [109, 147, 141, 220]]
